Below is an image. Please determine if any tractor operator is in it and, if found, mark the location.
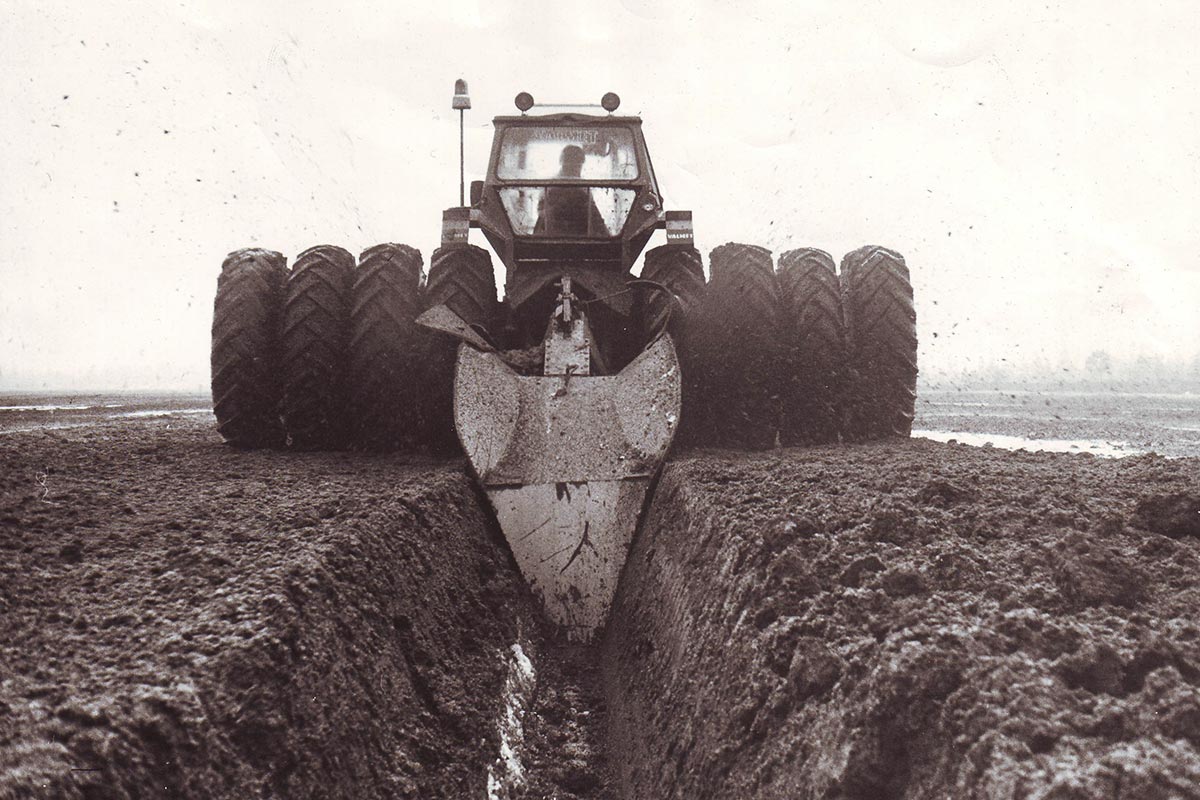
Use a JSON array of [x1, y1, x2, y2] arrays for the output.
[[534, 145, 606, 237]]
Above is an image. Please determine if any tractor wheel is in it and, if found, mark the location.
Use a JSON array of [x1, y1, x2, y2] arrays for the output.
[[347, 243, 424, 451], [639, 244, 706, 341], [778, 248, 845, 445], [281, 245, 354, 450], [211, 248, 287, 448], [425, 244, 497, 330], [424, 244, 498, 454], [638, 244, 707, 448], [689, 242, 783, 450], [840, 246, 917, 440]]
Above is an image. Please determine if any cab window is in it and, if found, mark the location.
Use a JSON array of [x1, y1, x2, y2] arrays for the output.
[[499, 187, 636, 238], [498, 127, 639, 181]]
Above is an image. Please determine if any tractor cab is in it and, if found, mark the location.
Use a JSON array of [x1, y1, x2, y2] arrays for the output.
[[488, 117, 655, 245], [441, 94, 693, 336]]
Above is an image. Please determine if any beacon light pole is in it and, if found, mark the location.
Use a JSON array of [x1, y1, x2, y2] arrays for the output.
[[452, 79, 471, 207]]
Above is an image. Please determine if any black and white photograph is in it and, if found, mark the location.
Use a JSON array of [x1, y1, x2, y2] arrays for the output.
[[2, 1, 1199, 797]]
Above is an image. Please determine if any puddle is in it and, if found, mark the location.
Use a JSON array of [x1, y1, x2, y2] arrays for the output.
[[914, 429, 1139, 458], [1, 404, 102, 412], [487, 640, 536, 799], [115, 408, 212, 419], [0, 408, 213, 434], [0, 422, 97, 436]]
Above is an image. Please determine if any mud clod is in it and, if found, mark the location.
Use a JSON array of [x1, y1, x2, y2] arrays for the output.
[[866, 502, 920, 543], [915, 477, 976, 506], [1055, 641, 1126, 695], [1133, 491, 1200, 539], [880, 567, 925, 598], [839, 554, 885, 587], [58, 540, 84, 563], [786, 640, 843, 701], [1053, 532, 1147, 609]]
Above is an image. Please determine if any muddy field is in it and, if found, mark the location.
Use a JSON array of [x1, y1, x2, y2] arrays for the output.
[[2, 408, 1199, 798], [916, 387, 1200, 459]]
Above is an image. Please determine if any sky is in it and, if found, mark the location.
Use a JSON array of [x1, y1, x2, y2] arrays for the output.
[[1, 0, 1198, 391]]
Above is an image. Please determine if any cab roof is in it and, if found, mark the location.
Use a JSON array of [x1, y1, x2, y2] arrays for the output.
[[492, 113, 643, 125]]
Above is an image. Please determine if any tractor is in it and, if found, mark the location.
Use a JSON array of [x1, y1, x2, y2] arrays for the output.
[[210, 85, 917, 639]]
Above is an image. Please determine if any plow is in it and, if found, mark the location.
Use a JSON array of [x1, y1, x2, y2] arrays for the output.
[[210, 85, 917, 640]]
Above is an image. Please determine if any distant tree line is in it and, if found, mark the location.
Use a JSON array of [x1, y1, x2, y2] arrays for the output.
[[925, 350, 1200, 392]]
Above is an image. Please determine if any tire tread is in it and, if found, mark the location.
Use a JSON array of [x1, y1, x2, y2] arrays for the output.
[[211, 248, 287, 448], [347, 243, 424, 450], [778, 247, 844, 444], [840, 245, 917, 440], [281, 244, 354, 449]]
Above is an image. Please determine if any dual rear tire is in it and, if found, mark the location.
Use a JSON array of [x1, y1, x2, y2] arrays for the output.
[[211, 240, 916, 452], [688, 243, 783, 449], [347, 243, 426, 450], [778, 248, 844, 445], [638, 244, 707, 447], [840, 246, 917, 440], [211, 249, 288, 449], [212, 243, 489, 451], [664, 242, 916, 449], [422, 245, 498, 453], [280, 245, 354, 450]]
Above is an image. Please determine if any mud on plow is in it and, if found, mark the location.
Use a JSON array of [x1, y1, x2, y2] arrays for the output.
[[210, 86, 917, 640], [419, 276, 680, 638]]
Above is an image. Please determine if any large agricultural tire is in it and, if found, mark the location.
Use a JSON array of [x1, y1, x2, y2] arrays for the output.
[[688, 243, 783, 450], [778, 248, 845, 445], [638, 244, 707, 448], [423, 244, 498, 454], [346, 243, 425, 451], [639, 244, 706, 342], [840, 246, 917, 440], [425, 244, 498, 331], [281, 244, 354, 450], [211, 249, 287, 448]]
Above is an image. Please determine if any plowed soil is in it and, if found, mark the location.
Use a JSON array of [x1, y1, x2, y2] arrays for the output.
[[605, 440, 1200, 799], [3, 415, 1200, 798], [0, 419, 536, 799]]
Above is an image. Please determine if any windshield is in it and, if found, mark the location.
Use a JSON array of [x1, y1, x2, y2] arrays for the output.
[[498, 127, 639, 181], [499, 187, 635, 238]]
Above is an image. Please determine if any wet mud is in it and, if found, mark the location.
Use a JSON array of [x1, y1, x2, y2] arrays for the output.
[[0, 419, 534, 799], [605, 439, 1200, 799]]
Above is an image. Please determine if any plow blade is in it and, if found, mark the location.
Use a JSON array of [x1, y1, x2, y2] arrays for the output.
[[454, 336, 681, 640]]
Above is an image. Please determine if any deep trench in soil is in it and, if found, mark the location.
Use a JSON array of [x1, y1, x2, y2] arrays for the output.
[[495, 638, 614, 799], [470, 482, 617, 800]]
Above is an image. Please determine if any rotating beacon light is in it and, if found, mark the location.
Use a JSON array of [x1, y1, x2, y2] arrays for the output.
[[452, 79, 471, 206]]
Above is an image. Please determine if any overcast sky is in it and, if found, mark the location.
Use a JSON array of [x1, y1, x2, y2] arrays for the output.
[[2, 0, 1198, 391]]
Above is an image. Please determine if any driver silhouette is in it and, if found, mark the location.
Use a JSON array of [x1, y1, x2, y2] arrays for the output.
[[534, 145, 606, 236]]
